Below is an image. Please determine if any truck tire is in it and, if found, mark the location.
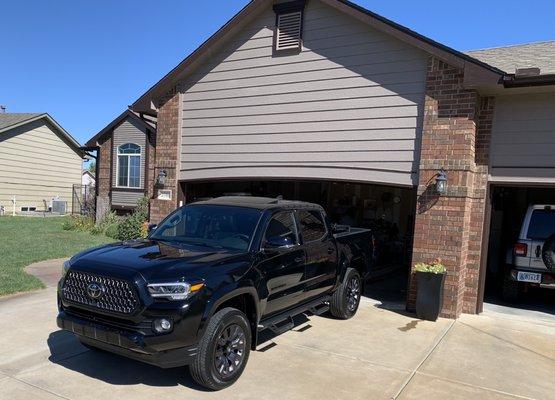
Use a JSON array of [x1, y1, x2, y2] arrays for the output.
[[329, 267, 361, 319], [189, 307, 251, 391], [542, 234, 555, 271], [501, 273, 520, 303]]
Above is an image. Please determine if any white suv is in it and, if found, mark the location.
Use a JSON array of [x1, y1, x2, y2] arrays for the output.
[[503, 205, 555, 301]]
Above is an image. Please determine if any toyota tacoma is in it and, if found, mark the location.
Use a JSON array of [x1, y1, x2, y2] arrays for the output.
[[57, 196, 373, 390]]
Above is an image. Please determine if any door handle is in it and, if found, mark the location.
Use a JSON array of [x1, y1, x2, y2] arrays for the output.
[[536, 245, 541, 258], [294, 257, 304, 263], [327, 248, 334, 254]]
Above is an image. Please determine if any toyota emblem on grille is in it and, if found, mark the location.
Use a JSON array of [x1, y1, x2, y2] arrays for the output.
[[86, 282, 105, 300]]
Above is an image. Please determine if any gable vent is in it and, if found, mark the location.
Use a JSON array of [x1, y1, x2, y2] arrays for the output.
[[276, 11, 303, 51]]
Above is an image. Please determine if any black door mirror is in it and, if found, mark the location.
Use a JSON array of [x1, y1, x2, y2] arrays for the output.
[[147, 224, 158, 234], [265, 235, 294, 249]]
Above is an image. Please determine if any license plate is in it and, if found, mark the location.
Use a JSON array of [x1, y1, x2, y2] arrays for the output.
[[517, 271, 542, 283]]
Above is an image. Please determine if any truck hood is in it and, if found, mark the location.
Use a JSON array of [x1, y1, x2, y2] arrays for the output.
[[69, 239, 252, 282]]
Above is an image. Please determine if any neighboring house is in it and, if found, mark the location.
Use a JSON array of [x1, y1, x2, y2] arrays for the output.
[[82, 170, 95, 187], [90, 0, 555, 318], [0, 113, 83, 214], [85, 109, 156, 216]]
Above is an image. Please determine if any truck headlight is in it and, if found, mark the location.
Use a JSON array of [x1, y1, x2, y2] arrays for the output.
[[147, 282, 204, 301], [61, 260, 71, 278]]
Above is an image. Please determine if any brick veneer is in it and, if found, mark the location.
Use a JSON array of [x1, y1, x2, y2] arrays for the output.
[[95, 135, 112, 221], [149, 87, 180, 223], [408, 58, 494, 318]]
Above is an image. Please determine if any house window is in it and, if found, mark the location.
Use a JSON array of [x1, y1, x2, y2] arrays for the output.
[[117, 143, 141, 188]]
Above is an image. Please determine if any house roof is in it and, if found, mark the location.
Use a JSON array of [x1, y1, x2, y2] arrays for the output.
[[85, 109, 156, 148], [467, 41, 555, 76], [131, 0, 506, 113], [0, 113, 83, 155]]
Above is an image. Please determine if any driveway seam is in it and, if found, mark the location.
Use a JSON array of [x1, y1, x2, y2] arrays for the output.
[[4, 374, 72, 400], [391, 319, 456, 400], [415, 371, 538, 400]]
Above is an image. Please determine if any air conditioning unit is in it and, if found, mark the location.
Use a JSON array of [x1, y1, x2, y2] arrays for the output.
[[52, 200, 67, 214]]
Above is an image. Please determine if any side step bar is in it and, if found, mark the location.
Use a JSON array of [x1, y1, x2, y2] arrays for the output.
[[258, 295, 331, 334]]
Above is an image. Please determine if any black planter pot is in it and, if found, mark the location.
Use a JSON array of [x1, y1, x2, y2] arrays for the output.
[[416, 271, 446, 321]]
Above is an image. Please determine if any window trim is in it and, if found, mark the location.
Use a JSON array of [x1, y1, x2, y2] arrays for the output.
[[261, 210, 300, 250], [116, 143, 142, 189], [296, 209, 328, 245]]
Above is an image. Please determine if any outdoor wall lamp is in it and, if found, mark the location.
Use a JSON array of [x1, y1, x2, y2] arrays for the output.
[[435, 169, 448, 195], [156, 170, 167, 187]]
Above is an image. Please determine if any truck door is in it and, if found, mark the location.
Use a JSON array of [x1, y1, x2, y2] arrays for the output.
[[297, 209, 337, 301], [258, 211, 306, 316]]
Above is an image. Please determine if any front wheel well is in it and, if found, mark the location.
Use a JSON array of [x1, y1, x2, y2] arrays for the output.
[[213, 293, 258, 349]]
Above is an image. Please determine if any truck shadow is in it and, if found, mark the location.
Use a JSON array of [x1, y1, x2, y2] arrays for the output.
[[47, 330, 209, 391]]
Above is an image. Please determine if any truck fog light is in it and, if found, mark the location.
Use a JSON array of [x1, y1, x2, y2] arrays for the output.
[[153, 318, 172, 333]]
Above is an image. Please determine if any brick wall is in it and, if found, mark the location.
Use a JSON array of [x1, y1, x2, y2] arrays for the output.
[[95, 135, 112, 221], [409, 58, 493, 318], [149, 87, 180, 223]]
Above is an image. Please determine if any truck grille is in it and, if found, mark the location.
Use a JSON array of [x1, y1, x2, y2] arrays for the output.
[[62, 271, 139, 315]]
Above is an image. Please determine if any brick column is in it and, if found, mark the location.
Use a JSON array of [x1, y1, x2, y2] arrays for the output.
[[149, 87, 180, 223], [95, 135, 112, 221], [408, 58, 493, 318]]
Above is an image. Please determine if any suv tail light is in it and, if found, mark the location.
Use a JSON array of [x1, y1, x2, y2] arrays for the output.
[[514, 242, 528, 257]]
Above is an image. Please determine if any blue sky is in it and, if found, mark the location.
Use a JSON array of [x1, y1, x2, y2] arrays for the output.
[[1, 0, 554, 146]]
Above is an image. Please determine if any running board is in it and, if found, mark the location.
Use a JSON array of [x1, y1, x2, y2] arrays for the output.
[[258, 296, 331, 333]]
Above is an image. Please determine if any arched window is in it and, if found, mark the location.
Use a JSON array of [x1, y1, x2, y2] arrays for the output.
[[117, 143, 141, 188]]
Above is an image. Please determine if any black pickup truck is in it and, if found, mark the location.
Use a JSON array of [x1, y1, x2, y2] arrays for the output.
[[57, 196, 373, 390]]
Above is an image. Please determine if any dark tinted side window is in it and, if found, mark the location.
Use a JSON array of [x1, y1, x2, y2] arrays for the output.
[[298, 210, 327, 243], [264, 212, 297, 245], [528, 210, 555, 240]]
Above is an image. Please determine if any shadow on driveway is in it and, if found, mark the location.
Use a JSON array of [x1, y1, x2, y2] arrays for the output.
[[46, 330, 209, 391]]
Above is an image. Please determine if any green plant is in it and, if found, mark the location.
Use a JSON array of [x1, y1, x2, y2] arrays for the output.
[[62, 215, 95, 232], [91, 211, 119, 236], [113, 197, 150, 241], [413, 259, 446, 274]]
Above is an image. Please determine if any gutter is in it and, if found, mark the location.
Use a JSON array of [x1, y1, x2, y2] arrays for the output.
[[502, 73, 555, 88]]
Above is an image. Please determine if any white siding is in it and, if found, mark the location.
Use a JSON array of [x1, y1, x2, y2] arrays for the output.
[[179, 0, 427, 186], [0, 120, 82, 212], [490, 93, 555, 184]]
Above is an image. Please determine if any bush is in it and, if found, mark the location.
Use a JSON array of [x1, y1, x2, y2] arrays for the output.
[[62, 215, 95, 232], [91, 211, 119, 236], [112, 197, 150, 241]]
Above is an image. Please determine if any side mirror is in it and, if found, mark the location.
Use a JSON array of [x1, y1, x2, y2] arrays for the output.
[[265, 235, 294, 249], [147, 224, 158, 234]]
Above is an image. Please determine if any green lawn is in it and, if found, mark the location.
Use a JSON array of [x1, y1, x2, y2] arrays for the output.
[[0, 216, 115, 296]]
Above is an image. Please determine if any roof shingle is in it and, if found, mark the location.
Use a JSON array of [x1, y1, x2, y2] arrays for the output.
[[467, 41, 555, 75], [0, 113, 44, 131]]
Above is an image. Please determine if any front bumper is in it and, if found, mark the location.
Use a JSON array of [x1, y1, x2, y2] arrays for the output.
[[57, 310, 198, 368]]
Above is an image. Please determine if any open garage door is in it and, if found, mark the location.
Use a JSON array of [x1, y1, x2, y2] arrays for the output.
[[183, 179, 416, 305], [483, 185, 555, 314]]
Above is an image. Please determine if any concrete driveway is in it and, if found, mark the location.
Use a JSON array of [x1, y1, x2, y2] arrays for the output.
[[0, 261, 553, 400]]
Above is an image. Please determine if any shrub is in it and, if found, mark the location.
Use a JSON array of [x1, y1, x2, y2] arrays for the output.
[[113, 197, 150, 241], [413, 259, 446, 274], [62, 215, 95, 232], [91, 211, 119, 236]]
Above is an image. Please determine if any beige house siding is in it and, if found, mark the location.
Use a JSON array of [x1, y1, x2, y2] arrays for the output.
[[490, 92, 555, 184], [179, 0, 428, 187], [0, 120, 82, 213]]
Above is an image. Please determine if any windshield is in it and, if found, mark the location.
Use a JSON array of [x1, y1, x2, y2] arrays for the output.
[[527, 209, 555, 240], [150, 205, 262, 251]]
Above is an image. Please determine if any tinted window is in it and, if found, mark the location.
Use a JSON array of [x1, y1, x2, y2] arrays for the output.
[[528, 210, 555, 240], [298, 210, 327, 242], [264, 212, 297, 245], [150, 205, 261, 251]]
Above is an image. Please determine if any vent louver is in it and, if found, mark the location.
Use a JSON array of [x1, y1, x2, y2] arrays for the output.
[[276, 11, 303, 51]]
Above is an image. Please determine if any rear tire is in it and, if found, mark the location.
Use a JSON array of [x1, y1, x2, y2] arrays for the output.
[[189, 307, 251, 391], [330, 267, 361, 319], [501, 273, 520, 303], [542, 234, 555, 271]]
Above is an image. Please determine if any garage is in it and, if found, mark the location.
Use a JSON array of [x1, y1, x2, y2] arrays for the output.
[[481, 93, 555, 313], [183, 179, 416, 303]]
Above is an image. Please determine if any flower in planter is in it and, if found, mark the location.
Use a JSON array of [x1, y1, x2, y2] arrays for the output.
[[414, 259, 446, 274]]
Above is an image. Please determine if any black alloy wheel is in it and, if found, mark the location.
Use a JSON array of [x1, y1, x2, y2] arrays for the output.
[[346, 275, 361, 312], [213, 323, 247, 379]]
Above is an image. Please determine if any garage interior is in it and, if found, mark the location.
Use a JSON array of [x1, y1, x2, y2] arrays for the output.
[[485, 185, 555, 313], [183, 179, 416, 304]]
